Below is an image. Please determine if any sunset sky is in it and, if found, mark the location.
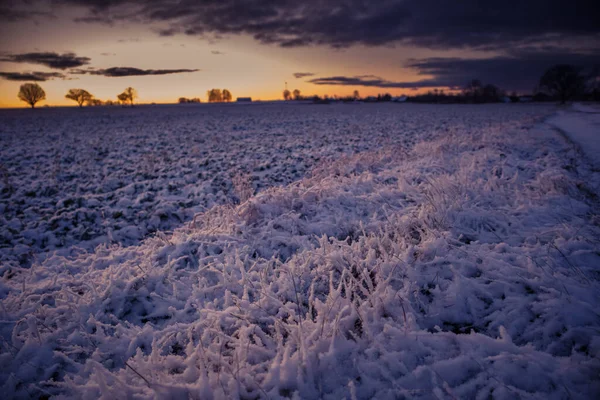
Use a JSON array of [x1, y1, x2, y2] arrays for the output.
[[0, 0, 598, 107]]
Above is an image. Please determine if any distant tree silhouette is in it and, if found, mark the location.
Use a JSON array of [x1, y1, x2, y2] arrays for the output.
[[587, 66, 600, 101], [207, 89, 223, 102], [65, 89, 93, 107], [222, 89, 233, 102], [464, 79, 483, 102], [118, 87, 137, 106], [117, 93, 128, 105], [482, 84, 501, 102], [18, 83, 46, 108], [353, 90, 360, 100], [179, 97, 201, 104], [293, 89, 301, 100], [88, 99, 103, 106], [539, 65, 585, 104], [283, 89, 291, 100]]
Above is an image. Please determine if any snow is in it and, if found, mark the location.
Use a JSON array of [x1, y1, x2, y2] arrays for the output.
[[0, 103, 445, 267], [1, 103, 600, 399], [547, 103, 600, 169]]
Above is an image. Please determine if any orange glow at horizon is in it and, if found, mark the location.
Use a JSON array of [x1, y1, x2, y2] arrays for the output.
[[0, 86, 457, 108], [0, 12, 473, 109]]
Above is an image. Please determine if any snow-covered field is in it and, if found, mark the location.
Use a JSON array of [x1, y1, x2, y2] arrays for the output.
[[1, 103, 600, 398], [547, 103, 600, 170], [0, 103, 457, 266]]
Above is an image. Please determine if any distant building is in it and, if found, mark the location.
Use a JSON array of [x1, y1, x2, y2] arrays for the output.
[[392, 96, 408, 102], [237, 97, 252, 102]]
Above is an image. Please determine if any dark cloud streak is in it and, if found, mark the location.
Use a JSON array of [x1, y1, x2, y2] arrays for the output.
[[308, 75, 451, 89], [0, 52, 91, 69], [294, 72, 315, 79], [0, 6, 53, 22], [72, 67, 199, 77], [0, 71, 66, 81]]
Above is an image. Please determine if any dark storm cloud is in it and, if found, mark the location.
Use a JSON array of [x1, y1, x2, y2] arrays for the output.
[[310, 49, 600, 91], [0, 52, 91, 69], [4, 1, 599, 91], [0, 71, 66, 81], [72, 67, 199, 77], [0, 4, 54, 22], [0, 7, 34, 21], [23, 0, 598, 50], [405, 49, 600, 91], [293, 72, 315, 79]]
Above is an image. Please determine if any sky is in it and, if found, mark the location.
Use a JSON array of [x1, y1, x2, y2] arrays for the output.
[[0, 0, 598, 107]]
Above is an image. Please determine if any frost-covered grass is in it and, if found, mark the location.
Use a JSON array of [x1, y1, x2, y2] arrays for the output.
[[0, 104, 557, 268], [1, 104, 600, 398]]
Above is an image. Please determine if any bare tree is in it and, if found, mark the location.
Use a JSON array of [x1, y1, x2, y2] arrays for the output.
[[587, 66, 600, 91], [463, 79, 483, 102], [222, 89, 233, 102], [283, 89, 291, 100], [587, 66, 600, 101], [293, 89, 301, 100], [539, 64, 585, 104], [117, 93, 128, 105], [118, 87, 137, 106], [18, 83, 46, 108], [125, 87, 137, 106], [65, 89, 93, 107], [207, 89, 223, 102], [482, 84, 501, 102]]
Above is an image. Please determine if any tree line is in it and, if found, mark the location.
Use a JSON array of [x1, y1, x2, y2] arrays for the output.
[[282, 89, 304, 100], [206, 89, 233, 102], [286, 66, 599, 105], [16, 84, 235, 108], [294, 90, 363, 103], [178, 89, 238, 103], [405, 66, 597, 104], [17, 84, 138, 108], [15, 64, 600, 108], [408, 64, 599, 104]]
